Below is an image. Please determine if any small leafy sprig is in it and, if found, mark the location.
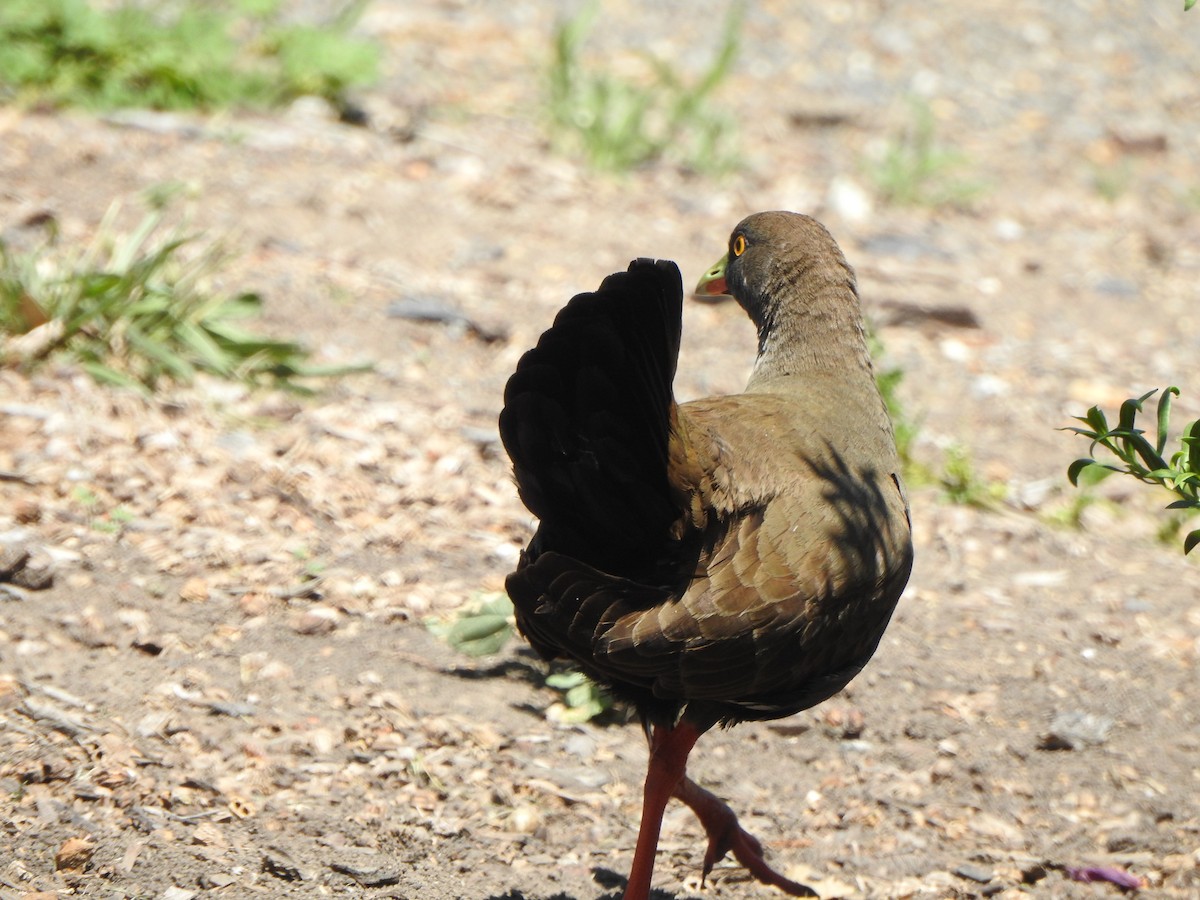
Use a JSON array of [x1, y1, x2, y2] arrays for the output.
[[1066, 387, 1200, 553], [428, 591, 515, 657], [428, 591, 613, 723]]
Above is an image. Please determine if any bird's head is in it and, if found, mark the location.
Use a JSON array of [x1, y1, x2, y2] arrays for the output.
[[694, 210, 862, 365]]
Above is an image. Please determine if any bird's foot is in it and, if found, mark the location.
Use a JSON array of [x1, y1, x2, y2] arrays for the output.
[[674, 777, 817, 898], [703, 820, 817, 897]]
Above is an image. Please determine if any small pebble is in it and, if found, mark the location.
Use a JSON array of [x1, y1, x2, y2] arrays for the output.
[[178, 577, 210, 603], [955, 863, 994, 884], [55, 836, 95, 872], [510, 804, 542, 834], [1039, 711, 1114, 750]]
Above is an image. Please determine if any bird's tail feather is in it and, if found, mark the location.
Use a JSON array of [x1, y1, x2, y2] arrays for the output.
[[499, 259, 683, 576]]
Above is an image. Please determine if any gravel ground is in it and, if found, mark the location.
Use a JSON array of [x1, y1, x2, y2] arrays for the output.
[[2, 2, 1200, 898]]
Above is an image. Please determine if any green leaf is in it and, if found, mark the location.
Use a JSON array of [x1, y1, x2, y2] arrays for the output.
[[1078, 461, 1116, 487], [126, 328, 195, 382], [551, 673, 611, 723], [80, 360, 148, 392], [545, 671, 587, 690], [476, 592, 515, 617], [564, 682, 596, 708], [545, 668, 612, 723], [1155, 386, 1179, 455], [553, 699, 606, 724], [1143, 467, 1181, 482], [1117, 390, 1155, 433], [1185, 530, 1200, 554], [1084, 405, 1109, 435], [445, 613, 513, 657], [1184, 420, 1200, 476], [282, 360, 373, 380], [1126, 430, 1169, 475], [1070, 460, 1099, 489], [429, 591, 514, 657], [176, 319, 236, 375], [1067, 458, 1109, 486]]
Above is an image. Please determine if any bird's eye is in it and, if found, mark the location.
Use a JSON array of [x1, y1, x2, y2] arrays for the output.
[[732, 234, 746, 257]]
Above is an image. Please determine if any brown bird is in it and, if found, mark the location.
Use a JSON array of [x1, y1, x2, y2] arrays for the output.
[[499, 211, 913, 899]]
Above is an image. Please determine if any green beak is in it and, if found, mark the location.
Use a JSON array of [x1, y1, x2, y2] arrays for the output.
[[694, 253, 730, 297]]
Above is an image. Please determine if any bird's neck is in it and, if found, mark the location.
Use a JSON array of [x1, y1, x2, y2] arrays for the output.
[[745, 270, 875, 390]]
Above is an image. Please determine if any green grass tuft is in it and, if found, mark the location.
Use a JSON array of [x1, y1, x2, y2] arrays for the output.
[[0, 0, 378, 111], [868, 330, 921, 477], [0, 195, 370, 393], [938, 443, 1007, 508], [869, 99, 985, 207], [546, 0, 742, 173]]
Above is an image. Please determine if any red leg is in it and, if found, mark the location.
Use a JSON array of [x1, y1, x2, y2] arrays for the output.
[[621, 721, 703, 900], [673, 775, 816, 897]]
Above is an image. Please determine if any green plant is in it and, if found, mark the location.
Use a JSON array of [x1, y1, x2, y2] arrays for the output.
[[869, 99, 984, 207], [1066, 387, 1200, 553], [430, 591, 516, 658], [546, 0, 742, 172], [68, 486, 135, 532], [544, 669, 613, 724], [429, 591, 614, 723], [0, 196, 369, 393], [0, 0, 378, 112], [939, 443, 1007, 508], [71, 486, 100, 509], [92, 505, 136, 534], [867, 331, 922, 478], [1042, 488, 1106, 531]]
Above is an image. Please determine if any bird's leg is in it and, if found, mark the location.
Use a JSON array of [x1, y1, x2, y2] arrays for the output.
[[621, 720, 703, 900], [672, 775, 817, 898]]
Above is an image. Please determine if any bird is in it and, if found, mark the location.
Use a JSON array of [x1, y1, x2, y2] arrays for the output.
[[499, 211, 913, 900]]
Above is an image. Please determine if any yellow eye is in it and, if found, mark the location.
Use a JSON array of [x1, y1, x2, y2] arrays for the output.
[[732, 234, 746, 257]]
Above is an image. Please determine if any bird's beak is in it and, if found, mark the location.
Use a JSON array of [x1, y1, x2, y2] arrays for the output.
[[694, 254, 730, 299]]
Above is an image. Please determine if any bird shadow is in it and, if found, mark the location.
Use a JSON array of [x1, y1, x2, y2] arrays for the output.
[[443, 656, 547, 686], [590, 867, 676, 898], [443, 650, 637, 726]]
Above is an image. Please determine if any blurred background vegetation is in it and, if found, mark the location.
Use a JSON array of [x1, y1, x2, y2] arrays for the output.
[[0, 0, 378, 111]]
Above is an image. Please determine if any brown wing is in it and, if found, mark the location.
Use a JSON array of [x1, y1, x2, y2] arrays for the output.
[[612, 396, 911, 720]]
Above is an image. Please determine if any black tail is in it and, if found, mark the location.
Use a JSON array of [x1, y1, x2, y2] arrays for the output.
[[499, 258, 683, 577]]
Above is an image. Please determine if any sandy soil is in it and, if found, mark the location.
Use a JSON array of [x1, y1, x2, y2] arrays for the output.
[[2, 2, 1200, 898]]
